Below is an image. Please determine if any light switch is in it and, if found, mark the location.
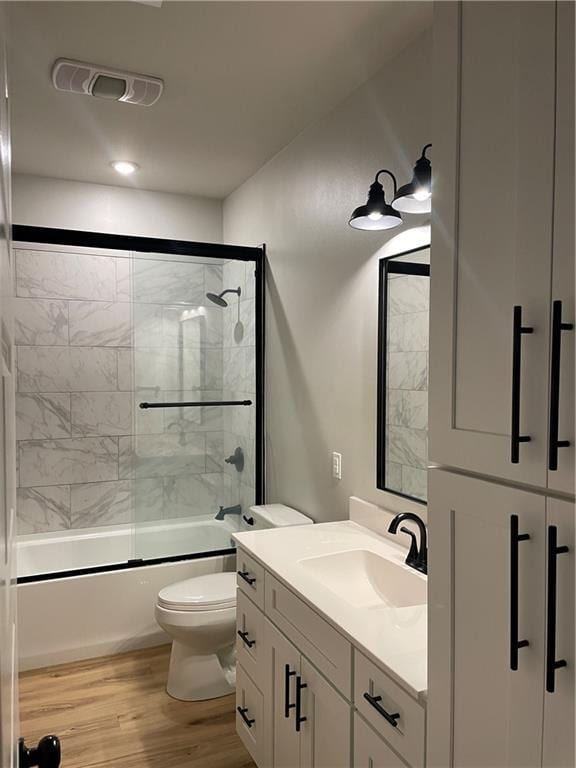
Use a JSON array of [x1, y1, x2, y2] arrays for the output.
[[332, 452, 342, 480]]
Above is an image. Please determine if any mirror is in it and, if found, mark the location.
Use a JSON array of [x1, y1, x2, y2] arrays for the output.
[[377, 246, 430, 503]]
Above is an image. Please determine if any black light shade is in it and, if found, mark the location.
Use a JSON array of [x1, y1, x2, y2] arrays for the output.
[[349, 170, 402, 231], [392, 144, 432, 214]]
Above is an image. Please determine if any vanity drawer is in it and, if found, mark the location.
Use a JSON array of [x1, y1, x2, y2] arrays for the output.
[[236, 590, 265, 690], [236, 548, 265, 610], [354, 651, 425, 768], [354, 713, 408, 768], [236, 664, 265, 767], [265, 572, 352, 697]]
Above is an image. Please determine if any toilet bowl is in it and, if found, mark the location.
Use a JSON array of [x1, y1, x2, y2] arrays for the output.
[[156, 504, 313, 701], [155, 572, 237, 701]]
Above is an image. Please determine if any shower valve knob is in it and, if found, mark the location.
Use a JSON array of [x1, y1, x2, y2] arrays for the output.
[[19, 735, 61, 768], [225, 446, 245, 472]]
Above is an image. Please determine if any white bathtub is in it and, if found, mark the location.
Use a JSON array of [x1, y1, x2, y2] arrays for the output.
[[17, 517, 238, 670], [17, 517, 237, 579]]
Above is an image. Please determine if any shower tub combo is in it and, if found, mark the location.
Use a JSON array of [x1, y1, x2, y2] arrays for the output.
[[13, 227, 264, 670]]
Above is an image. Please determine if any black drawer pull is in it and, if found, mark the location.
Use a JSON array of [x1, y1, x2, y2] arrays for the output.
[[511, 305, 534, 463], [510, 514, 530, 670], [295, 676, 307, 732], [546, 525, 569, 693], [284, 664, 296, 718], [238, 570, 256, 586], [363, 692, 400, 728], [548, 300, 573, 471], [237, 630, 255, 648], [237, 706, 255, 728]]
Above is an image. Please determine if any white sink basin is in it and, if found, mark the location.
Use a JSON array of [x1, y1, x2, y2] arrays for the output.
[[298, 549, 426, 609]]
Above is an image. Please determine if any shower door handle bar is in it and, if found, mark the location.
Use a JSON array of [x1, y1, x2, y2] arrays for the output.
[[139, 400, 252, 409]]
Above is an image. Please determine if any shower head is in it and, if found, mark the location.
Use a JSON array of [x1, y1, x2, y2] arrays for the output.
[[206, 292, 229, 307], [205, 286, 241, 308]]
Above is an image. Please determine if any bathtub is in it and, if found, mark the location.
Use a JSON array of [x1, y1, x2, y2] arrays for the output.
[[17, 517, 237, 579], [17, 517, 238, 670]]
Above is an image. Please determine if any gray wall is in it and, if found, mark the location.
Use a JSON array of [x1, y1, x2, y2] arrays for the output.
[[12, 175, 222, 242], [223, 31, 432, 522]]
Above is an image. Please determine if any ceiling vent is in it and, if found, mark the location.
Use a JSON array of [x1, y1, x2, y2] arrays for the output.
[[51, 59, 163, 107]]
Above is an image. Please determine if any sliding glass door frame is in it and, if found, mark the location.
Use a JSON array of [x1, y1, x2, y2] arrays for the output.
[[13, 226, 266, 583]]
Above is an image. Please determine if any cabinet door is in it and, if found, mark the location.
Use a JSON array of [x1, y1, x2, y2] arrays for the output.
[[430, 1, 556, 486], [264, 618, 301, 768], [542, 497, 574, 768], [353, 714, 406, 768], [547, 0, 575, 495], [428, 469, 546, 768], [299, 657, 350, 768]]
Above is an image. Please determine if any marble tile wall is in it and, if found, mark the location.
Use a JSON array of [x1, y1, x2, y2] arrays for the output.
[[385, 271, 429, 502], [14, 246, 253, 537]]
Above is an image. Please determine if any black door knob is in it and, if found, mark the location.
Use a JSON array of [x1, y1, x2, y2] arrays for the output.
[[19, 735, 61, 768]]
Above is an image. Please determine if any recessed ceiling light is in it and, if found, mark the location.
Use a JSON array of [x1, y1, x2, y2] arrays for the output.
[[111, 160, 139, 176]]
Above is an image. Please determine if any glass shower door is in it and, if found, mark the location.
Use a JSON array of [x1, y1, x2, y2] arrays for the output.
[[127, 251, 258, 562]]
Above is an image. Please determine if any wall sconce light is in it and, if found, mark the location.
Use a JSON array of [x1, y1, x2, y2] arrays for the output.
[[392, 144, 432, 214], [349, 170, 402, 231]]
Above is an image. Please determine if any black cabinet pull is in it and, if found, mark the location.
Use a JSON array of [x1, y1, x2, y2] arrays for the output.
[[237, 630, 255, 648], [284, 664, 296, 718], [510, 514, 530, 670], [362, 692, 400, 728], [548, 300, 573, 471], [237, 570, 256, 586], [295, 676, 307, 732], [237, 706, 255, 728], [546, 525, 569, 693], [511, 305, 534, 463]]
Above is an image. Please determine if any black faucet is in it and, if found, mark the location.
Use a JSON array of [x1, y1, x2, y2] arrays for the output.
[[388, 512, 428, 575], [214, 504, 242, 521]]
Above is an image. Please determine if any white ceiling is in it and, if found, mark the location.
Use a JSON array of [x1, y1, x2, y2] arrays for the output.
[[8, 1, 432, 199]]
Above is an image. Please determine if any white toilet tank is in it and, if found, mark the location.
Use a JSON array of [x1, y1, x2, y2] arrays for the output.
[[241, 503, 313, 530]]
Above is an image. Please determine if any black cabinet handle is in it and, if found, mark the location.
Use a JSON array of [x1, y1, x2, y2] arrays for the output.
[[362, 692, 400, 728], [546, 525, 569, 693], [237, 706, 255, 728], [237, 570, 256, 586], [284, 664, 296, 718], [237, 630, 255, 648], [511, 305, 534, 463], [548, 300, 573, 471], [295, 676, 307, 732], [510, 514, 530, 670]]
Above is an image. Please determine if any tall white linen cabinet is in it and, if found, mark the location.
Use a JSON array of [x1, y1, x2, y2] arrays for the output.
[[427, 2, 575, 767]]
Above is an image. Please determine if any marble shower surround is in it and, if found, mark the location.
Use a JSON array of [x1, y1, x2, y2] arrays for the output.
[[385, 269, 429, 502], [14, 244, 241, 536]]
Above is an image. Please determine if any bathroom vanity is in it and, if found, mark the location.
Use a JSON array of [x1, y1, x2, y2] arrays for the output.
[[233, 521, 427, 768]]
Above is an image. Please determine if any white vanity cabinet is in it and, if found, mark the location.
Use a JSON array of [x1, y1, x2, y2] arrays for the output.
[[427, 470, 575, 768], [429, 0, 575, 493], [235, 547, 427, 768]]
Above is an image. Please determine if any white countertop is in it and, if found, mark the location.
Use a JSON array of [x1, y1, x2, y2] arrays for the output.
[[233, 520, 427, 699]]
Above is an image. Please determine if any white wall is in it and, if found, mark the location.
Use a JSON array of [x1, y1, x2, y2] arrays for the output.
[[12, 174, 222, 242], [223, 31, 432, 522]]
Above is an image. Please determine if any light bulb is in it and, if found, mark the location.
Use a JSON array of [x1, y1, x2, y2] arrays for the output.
[[111, 161, 139, 176], [413, 188, 431, 202], [368, 211, 384, 221]]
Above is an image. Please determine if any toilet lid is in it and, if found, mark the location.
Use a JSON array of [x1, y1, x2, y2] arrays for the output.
[[157, 572, 236, 611]]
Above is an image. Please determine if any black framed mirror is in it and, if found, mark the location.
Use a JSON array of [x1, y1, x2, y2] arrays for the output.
[[377, 246, 430, 503]]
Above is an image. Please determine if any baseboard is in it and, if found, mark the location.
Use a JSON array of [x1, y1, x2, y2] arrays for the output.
[[19, 630, 170, 672]]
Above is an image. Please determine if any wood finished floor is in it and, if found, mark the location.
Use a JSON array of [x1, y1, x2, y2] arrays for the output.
[[19, 644, 257, 768]]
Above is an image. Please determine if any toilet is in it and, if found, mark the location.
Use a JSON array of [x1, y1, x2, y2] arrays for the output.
[[155, 504, 313, 701]]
